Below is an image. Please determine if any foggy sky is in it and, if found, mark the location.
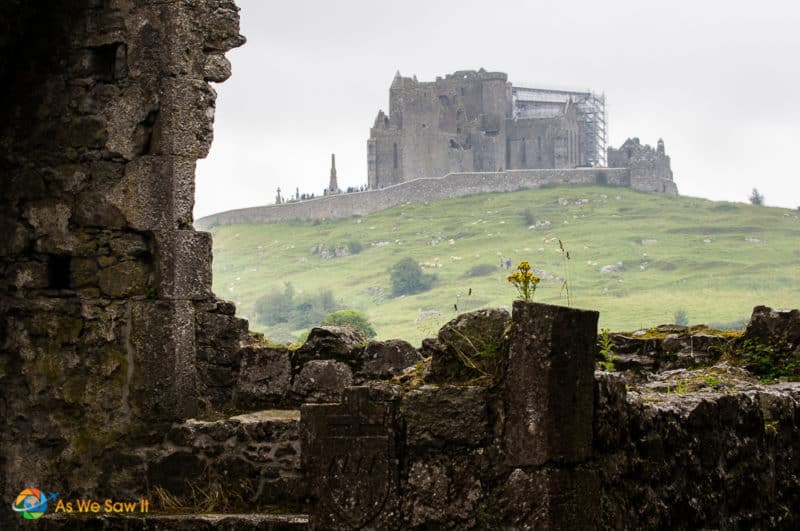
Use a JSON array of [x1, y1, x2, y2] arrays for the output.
[[194, 0, 800, 219]]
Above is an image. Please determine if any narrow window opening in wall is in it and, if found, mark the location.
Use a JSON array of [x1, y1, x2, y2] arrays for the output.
[[505, 138, 511, 168], [89, 42, 127, 82], [460, 87, 465, 96], [393, 143, 398, 169], [48, 255, 71, 289], [439, 95, 449, 105], [627, 148, 632, 158], [456, 127, 461, 134], [537, 136, 542, 151], [521, 138, 527, 165]]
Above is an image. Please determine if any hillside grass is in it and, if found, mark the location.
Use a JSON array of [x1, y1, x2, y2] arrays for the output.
[[207, 185, 800, 346]]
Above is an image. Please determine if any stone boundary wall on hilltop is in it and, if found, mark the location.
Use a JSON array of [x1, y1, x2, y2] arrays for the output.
[[196, 167, 630, 228]]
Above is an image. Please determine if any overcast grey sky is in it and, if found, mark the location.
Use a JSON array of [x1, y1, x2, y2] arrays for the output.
[[194, 0, 800, 219]]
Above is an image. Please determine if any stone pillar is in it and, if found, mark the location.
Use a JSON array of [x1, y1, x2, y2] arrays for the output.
[[503, 300, 598, 465], [130, 300, 198, 423], [301, 387, 399, 530], [502, 300, 599, 528]]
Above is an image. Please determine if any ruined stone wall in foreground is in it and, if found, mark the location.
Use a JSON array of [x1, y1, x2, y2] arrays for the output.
[[300, 303, 800, 529], [0, 1, 245, 526]]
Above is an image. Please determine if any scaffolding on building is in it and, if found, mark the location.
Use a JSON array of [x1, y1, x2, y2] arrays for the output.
[[511, 86, 607, 166]]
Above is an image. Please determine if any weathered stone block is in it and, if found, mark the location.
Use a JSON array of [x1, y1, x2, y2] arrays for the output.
[[503, 301, 598, 466], [429, 307, 509, 382], [129, 300, 197, 421], [109, 156, 196, 230], [233, 347, 291, 408], [402, 385, 489, 449], [360, 339, 421, 380], [98, 260, 147, 297], [154, 230, 212, 300], [301, 387, 399, 530], [293, 326, 366, 368], [489, 467, 600, 529], [745, 305, 800, 352], [291, 360, 352, 404], [154, 78, 217, 158]]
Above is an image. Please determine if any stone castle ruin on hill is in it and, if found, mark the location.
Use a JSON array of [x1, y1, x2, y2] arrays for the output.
[[4, 2, 800, 530], [197, 69, 677, 228]]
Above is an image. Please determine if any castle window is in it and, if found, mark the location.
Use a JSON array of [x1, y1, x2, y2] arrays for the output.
[[393, 143, 398, 169], [439, 95, 449, 105], [537, 136, 542, 151], [521, 138, 527, 165], [461, 87, 465, 96]]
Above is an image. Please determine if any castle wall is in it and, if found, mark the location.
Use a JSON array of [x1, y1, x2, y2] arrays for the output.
[[609, 137, 677, 195], [0, 1, 244, 524], [369, 70, 595, 189], [196, 168, 631, 228]]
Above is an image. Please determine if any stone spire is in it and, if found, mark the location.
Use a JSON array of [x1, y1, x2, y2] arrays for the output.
[[328, 153, 339, 194]]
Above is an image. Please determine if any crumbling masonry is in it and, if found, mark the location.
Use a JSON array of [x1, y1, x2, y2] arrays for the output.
[[1, 2, 798, 530]]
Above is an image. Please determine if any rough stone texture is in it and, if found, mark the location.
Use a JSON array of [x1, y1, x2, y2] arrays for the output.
[[487, 467, 600, 529], [291, 360, 353, 404], [291, 326, 366, 370], [153, 409, 307, 508], [430, 307, 509, 382], [154, 230, 213, 300], [594, 374, 800, 529], [606, 326, 729, 376], [0, 1, 245, 526], [194, 302, 250, 409], [197, 167, 631, 227], [402, 385, 489, 449], [358, 339, 421, 381], [503, 300, 599, 466], [744, 305, 800, 352], [130, 300, 198, 423], [233, 346, 292, 409], [301, 387, 399, 530]]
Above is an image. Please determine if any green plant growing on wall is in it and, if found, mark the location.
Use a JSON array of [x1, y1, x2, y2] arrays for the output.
[[730, 338, 799, 382], [506, 261, 541, 301], [597, 328, 617, 371]]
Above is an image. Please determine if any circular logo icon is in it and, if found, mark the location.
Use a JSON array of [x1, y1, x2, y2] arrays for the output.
[[12, 488, 49, 520]]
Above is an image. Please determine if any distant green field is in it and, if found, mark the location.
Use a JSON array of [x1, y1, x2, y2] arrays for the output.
[[207, 185, 800, 346]]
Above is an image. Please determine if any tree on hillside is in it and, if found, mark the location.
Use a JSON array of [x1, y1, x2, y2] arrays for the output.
[[749, 188, 764, 206], [389, 257, 435, 296], [321, 309, 377, 338]]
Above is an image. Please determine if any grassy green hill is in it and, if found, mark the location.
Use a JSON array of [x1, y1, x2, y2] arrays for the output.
[[207, 185, 800, 345]]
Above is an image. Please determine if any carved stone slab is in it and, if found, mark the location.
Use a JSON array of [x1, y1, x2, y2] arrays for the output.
[[301, 387, 399, 530]]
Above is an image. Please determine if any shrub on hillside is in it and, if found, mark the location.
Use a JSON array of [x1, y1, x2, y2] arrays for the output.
[[523, 207, 535, 226], [321, 309, 377, 338], [463, 264, 497, 278], [389, 257, 435, 296], [347, 240, 364, 254]]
